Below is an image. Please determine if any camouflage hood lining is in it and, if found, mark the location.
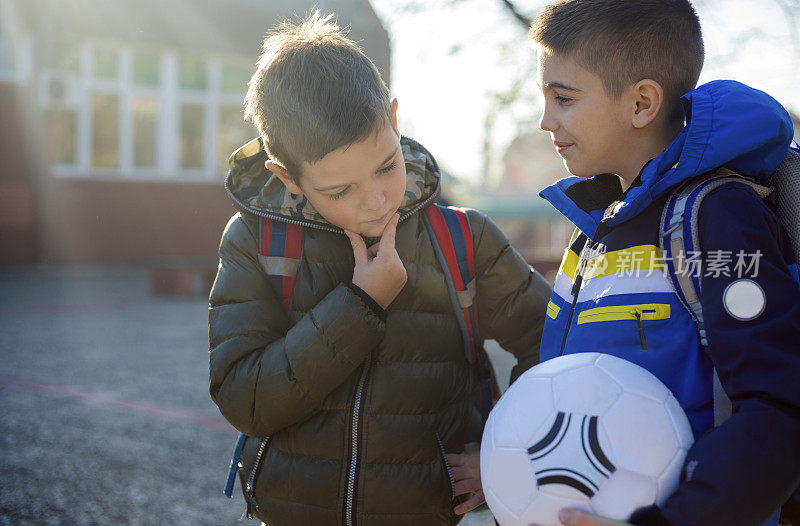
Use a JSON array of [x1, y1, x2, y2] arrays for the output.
[[224, 136, 441, 230]]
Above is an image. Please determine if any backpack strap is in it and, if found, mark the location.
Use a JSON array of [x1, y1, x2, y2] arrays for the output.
[[659, 171, 771, 427], [424, 204, 501, 416], [258, 218, 304, 314], [224, 217, 303, 498], [767, 146, 800, 277], [223, 433, 247, 498], [424, 204, 479, 363]]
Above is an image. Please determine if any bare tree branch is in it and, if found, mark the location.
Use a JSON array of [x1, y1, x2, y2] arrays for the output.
[[499, 0, 533, 29]]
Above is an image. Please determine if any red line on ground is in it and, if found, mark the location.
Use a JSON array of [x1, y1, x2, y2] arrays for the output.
[[0, 302, 134, 318], [0, 373, 234, 432]]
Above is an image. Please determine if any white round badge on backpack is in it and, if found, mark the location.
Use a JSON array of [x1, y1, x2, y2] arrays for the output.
[[723, 279, 766, 321]]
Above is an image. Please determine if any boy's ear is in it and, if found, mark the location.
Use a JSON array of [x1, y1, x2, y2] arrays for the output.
[[630, 79, 664, 129], [265, 161, 303, 195], [390, 98, 399, 134]]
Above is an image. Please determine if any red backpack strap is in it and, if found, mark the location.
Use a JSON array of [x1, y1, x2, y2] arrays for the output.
[[259, 217, 303, 314], [424, 204, 501, 410], [424, 204, 479, 362]]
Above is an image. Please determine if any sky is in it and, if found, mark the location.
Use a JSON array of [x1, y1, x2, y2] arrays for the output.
[[369, 0, 800, 185]]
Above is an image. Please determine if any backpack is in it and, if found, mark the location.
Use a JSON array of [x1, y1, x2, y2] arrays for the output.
[[659, 145, 800, 426], [222, 203, 501, 517], [659, 145, 800, 524]]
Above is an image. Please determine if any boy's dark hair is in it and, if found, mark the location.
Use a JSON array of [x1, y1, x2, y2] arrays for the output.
[[531, 0, 704, 122], [244, 11, 391, 180]]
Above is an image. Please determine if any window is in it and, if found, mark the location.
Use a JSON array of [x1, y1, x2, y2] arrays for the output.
[[132, 97, 158, 168], [94, 42, 118, 79], [218, 105, 257, 173], [46, 109, 76, 165], [220, 63, 251, 93], [180, 104, 205, 170], [180, 54, 206, 90], [133, 49, 159, 86], [92, 93, 119, 169], [48, 42, 254, 181], [0, 1, 32, 82], [48, 37, 80, 73]]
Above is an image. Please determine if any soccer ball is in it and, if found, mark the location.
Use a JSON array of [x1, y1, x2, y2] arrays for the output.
[[480, 352, 694, 526]]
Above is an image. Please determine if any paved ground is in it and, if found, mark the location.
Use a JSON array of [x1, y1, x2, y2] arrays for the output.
[[0, 266, 512, 525]]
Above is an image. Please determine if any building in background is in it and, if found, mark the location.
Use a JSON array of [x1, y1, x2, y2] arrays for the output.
[[466, 128, 573, 280], [500, 129, 565, 193], [0, 0, 389, 266]]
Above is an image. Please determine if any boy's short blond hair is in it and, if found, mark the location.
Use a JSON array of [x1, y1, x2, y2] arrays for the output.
[[531, 0, 704, 123], [244, 11, 392, 181]]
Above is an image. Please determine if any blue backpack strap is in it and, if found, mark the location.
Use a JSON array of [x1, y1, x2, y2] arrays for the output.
[[223, 217, 303, 498], [659, 170, 771, 427], [424, 204, 501, 420], [223, 433, 247, 498]]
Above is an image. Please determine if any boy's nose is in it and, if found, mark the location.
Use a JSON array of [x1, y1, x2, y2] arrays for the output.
[[362, 186, 386, 211], [539, 110, 557, 133]]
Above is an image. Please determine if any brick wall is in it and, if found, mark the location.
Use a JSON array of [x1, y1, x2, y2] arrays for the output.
[[0, 83, 39, 264], [38, 178, 236, 264]]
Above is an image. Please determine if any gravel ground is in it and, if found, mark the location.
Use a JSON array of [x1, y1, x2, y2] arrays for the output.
[[0, 266, 512, 526]]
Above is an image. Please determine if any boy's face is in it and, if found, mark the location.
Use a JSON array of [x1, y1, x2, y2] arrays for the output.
[[275, 102, 407, 237], [537, 49, 633, 178]]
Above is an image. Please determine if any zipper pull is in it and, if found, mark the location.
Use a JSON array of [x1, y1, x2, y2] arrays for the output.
[[245, 487, 255, 520], [570, 274, 583, 297], [634, 311, 647, 351]]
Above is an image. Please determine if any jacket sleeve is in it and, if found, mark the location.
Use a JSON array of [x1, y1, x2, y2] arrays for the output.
[[468, 209, 553, 384], [208, 214, 386, 437], [656, 184, 800, 526]]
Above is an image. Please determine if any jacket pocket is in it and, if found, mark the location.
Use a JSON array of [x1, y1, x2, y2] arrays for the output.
[[546, 300, 561, 320], [576, 303, 670, 352], [576, 303, 670, 324]]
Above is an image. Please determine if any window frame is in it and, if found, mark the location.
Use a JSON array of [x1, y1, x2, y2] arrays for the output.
[[50, 40, 255, 183], [0, 0, 32, 84]]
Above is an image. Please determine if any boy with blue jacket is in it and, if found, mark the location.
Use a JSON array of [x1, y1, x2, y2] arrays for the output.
[[528, 1, 800, 525]]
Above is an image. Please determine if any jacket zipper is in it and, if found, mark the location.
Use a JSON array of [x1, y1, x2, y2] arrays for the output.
[[435, 433, 456, 501], [633, 308, 657, 351], [344, 357, 372, 526], [224, 137, 441, 234], [559, 238, 592, 356], [245, 436, 271, 520]]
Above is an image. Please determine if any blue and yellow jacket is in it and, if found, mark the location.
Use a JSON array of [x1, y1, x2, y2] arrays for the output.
[[539, 80, 800, 526]]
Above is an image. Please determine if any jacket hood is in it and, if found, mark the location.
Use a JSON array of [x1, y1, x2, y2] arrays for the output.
[[539, 80, 794, 238], [224, 135, 441, 232]]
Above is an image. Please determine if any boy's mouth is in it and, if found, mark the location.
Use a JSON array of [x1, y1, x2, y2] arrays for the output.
[[364, 210, 392, 226], [554, 141, 573, 154]]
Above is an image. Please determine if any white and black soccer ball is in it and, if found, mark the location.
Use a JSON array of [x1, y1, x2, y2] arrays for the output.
[[480, 352, 694, 526]]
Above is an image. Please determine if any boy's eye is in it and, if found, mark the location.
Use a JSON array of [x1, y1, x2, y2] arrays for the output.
[[328, 187, 349, 200], [555, 95, 573, 105], [377, 160, 397, 174]]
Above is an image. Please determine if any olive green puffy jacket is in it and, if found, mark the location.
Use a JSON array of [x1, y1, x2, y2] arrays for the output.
[[209, 137, 551, 525]]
